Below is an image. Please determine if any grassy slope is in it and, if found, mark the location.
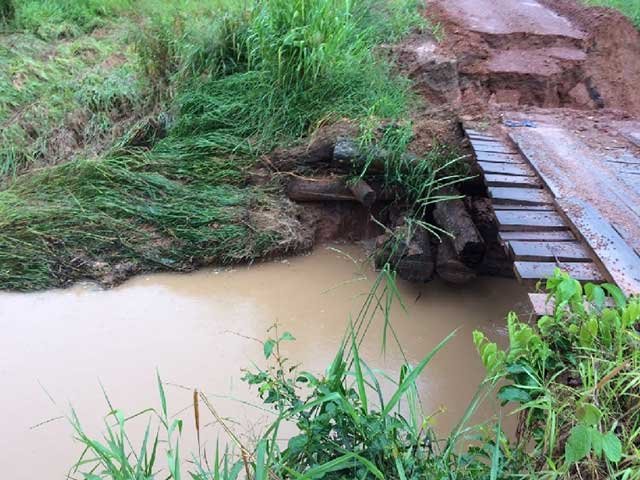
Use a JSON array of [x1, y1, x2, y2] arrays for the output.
[[0, 0, 427, 290], [0, 24, 145, 177], [585, 0, 640, 26]]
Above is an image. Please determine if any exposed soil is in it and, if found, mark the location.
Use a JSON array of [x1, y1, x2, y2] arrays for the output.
[[415, 0, 640, 115]]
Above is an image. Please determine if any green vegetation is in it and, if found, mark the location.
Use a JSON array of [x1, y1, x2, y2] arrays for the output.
[[585, 0, 640, 27], [0, 0, 443, 290], [475, 270, 640, 478]]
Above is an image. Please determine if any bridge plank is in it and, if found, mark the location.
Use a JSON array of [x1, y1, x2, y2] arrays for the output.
[[478, 162, 533, 176], [528, 293, 615, 316], [495, 210, 567, 231], [499, 230, 575, 242], [475, 151, 524, 164], [484, 173, 541, 188], [514, 261, 604, 282], [509, 241, 592, 262], [470, 140, 518, 154], [489, 187, 554, 205], [493, 204, 555, 211]]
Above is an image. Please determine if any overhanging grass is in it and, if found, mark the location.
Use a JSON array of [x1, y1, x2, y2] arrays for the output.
[[0, 0, 430, 290], [0, 151, 289, 291]]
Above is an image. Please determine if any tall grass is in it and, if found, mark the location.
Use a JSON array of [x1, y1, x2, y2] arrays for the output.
[[0, 0, 434, 290], [10, 0, 133, 37]]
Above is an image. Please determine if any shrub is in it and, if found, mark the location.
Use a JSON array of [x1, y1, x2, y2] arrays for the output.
[[475, 270, 640, 478]]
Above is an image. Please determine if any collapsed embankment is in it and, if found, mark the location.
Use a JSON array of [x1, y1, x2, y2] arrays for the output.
[[261, 122, 513, 286]]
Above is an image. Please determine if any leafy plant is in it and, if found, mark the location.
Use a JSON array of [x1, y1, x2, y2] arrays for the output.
[[474, 269, 640, 478]]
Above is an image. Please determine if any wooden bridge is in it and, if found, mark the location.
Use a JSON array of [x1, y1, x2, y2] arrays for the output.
[[464, 120, 640, 311]]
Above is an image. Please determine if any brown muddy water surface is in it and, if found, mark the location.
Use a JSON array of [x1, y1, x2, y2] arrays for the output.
[[0, 244, 530, 478]]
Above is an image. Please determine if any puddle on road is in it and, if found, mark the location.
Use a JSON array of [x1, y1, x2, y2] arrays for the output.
[[0, 244, 530, 479]]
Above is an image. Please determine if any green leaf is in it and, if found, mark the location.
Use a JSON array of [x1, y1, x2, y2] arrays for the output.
[[585, 284, 605, 308], [263, 339, 276, 359], [565, 425, 591, 464], [350, 322, 368, 414], [497, 386, 531, 405], [579, 317, 598, 348], [157, 370, 167, 422], [602, 432, 622, 463], [591, 429, 604, 457], [382, 330, 455, 416], [602, 284, 626, 308], [577, 403, 602, 426], [279, 332, 295, 342]]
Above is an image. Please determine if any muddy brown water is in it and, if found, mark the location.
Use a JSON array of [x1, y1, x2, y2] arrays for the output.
[[0, 244, 530, 478]]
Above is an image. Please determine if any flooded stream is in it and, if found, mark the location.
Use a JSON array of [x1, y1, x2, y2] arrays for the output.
[[0, 245, 529, 478]]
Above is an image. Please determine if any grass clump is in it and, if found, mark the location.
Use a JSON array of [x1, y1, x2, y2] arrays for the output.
[[11, 0, 133, 38]]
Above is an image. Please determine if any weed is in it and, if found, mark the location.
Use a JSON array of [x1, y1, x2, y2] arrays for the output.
[[475, 269, 640, 478]]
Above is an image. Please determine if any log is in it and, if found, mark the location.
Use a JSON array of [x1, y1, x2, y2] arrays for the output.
[[477, 241, 515, 278], [375, 228, 434, 283], [287, 177, 354, 202], [333, 137, 386, 172], [436, 238, 477, 284], [467, 197, 498, 242], [433, 190, 486, 266], [332, 136, 420, 174], [348, 179, 377, 207]]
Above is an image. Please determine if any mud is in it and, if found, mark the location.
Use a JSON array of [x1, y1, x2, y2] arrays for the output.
[[417, 0, 640, 115], [0, 244, 530, 479]]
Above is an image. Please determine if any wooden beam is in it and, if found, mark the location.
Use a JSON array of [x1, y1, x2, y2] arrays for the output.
[[478, 162, 533, 176], [557, 198, 640, 296], [470, 140, 518, 154], [475, 152, 524, 164], [509, 241, 592, 262], [495, 210, 567, 231], [489, 187, 554, 205], [514, 261, 604, 282], [499, 230, 575, 242], [484, 173, 541, 188]]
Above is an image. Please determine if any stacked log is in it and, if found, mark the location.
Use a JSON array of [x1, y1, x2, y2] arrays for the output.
[[287, 177, 378, 207], [375, 227, 435, 283], [436, 237, 477, 284], [279, 133, 508, 285], [432, 189, 486, 267]]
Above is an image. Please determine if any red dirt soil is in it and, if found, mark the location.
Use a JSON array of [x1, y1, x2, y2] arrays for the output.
[[416, 0, 640, 115]]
